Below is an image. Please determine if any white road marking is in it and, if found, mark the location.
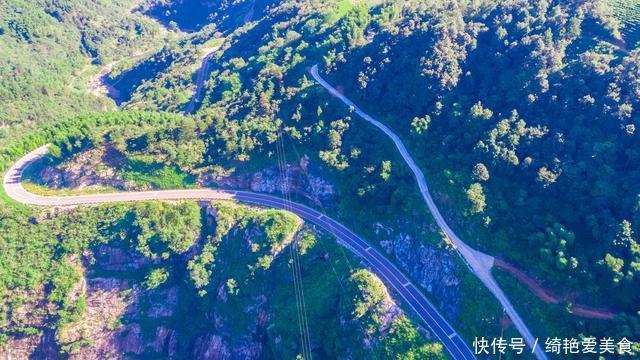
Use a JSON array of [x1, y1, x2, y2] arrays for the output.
[[4, 80, 481, 360], [311, 65, 543, 360]]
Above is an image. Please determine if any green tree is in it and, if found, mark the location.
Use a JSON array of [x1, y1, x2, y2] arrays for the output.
[[144, 268, 169, 290], [472, 163, 490, 181], [380, 161, 392, 181], [410, 115, 431, 136], [133, 202, 201, 259], [466, 183, 486, 214]]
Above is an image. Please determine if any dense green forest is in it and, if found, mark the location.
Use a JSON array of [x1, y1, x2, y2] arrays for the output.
[[321, 0, 640, 332], [0, 0, 170, 143], [2, 0, 640, 358], [106, 0, 640, 352]]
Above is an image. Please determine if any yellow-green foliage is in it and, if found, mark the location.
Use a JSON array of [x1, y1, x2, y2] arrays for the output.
[[133, 202, 201, 259]]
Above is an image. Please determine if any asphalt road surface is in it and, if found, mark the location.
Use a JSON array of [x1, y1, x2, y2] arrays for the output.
[[183, 51, 214, 115], [310, 65, 548, 360], [4, 145, 476, 360]]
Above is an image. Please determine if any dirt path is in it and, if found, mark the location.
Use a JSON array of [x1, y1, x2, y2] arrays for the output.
[[86, 1, 177, 106], [86, 49, 150, 107], [494, 258, 615, 320]]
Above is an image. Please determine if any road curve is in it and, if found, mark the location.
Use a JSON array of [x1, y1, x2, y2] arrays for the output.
[[184, 51, 215, 115], [310, 65, 548, 360], [3, 145, 476, 360]]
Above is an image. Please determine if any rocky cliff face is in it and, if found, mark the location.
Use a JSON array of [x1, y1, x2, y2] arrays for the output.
[[0, 287, 59, 359], [37, 145, 135, 191], [57, 277, 140, 359], [34, 146, 336, 209], [199, 154, 335, 207], [375, 223, 462, 321]]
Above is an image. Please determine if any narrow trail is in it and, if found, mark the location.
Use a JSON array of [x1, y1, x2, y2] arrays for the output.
[[183, 51, 216, 115], [184, 0, 255, 115], [494, 259, 615, 320], [86, 3, 175, 106], [86, 61, 121, 105], [310, 64, 549, 360]]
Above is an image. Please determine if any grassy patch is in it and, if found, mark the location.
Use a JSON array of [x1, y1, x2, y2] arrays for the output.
[[21, 181, 119, 196], [201, 37, 225, 52], [325, 0, 354, 24], [0, 185, 24, 208], [120, 162, 196, 190]]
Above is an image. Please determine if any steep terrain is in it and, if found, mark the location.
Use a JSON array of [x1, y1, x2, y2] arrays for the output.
[[0, 0, 173, 142], [108, 0, 640, 351], [0, 200, 445, 358], [2, 0, 640, 357]]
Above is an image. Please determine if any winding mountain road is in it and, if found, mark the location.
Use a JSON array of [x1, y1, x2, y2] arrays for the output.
[[1, 52, 539, 359], [3, 145, 476, 360], [310, 65, 548, 360], [183, 0, 255, 115], [184, 51, 215, 115]]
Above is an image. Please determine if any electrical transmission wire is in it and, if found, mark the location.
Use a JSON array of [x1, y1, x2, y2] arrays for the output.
[[283, 131, 356, 274], [277, 133, 313, 360], [280, 131, 372, 344], [274, 131, 313, 360]]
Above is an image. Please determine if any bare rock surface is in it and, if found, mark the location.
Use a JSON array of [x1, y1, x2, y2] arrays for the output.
[[396, 234, 461, 320], [192, 334, 231, 360], [38, 145, 132, 190], [199, 156, 335, 206], [57, 278, 139, 359], [375, 223, 462, 321], [147, 286, 179, 318], [91, 244, 152, 272], [0, 335, 43, 360]]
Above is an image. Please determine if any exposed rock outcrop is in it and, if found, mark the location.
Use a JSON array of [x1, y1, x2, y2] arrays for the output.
[[199, 156, 335, 206], [151, 326, 177, 356], [56, 278, 140, 359], [0, 287, 59, 359], [91, 244, 152, 272], [192, 334, 231, 360], [376, 223, 462, 321], [147, 286, 179, 318], [0, 334, 45, 360], [37, 146, 135, 190]]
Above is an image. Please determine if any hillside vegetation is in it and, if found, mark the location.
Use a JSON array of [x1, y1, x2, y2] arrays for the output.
[[0, 0, 168, 142], [2, 0, 640, 357], [0, 200, 444, 359], [107, 0, 640, 350]]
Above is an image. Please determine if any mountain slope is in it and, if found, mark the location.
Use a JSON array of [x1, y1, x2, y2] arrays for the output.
[[0, 0, 168, 141]]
